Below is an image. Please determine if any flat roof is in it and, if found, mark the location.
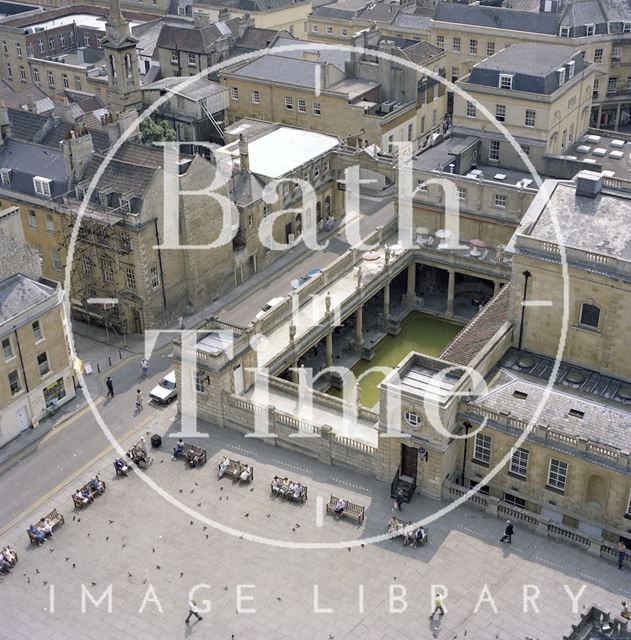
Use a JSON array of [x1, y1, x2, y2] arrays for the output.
[[473, 43, 579, 77], [24, 13, 143, 32], [228, 127, 339, 178], [565, 131, 631, 180], [197, 330, 236, 356], [528, 181, 631, 262]]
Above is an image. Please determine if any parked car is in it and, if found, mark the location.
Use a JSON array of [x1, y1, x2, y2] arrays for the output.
[[291, 268, 322, 290], [255, 296, 285, 320], [149, 371, 177, 404]]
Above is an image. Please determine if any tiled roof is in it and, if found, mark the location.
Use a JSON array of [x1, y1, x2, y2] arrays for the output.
[[440, 283, 511, 367], [357, 3, 398, 23], [79, 155, 158, 197], [7, 108, 48, 142], [0, 274, 56, 326], [156, 18, 241, 53], [400, 40, 443, 66], [237, 26, 284, 50], [113, 142, 169, 168], [0, 138, 68, 198]]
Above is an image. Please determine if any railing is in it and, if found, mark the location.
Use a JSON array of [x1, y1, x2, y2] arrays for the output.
[[333, 434, 378, 455], [444, 479, 631, 566]]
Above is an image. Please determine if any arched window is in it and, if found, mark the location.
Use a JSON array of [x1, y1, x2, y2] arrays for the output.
[[295, 212, 302, 235], [109, 55, 117, 79], [124, 53, 133, 79], [316, 201, 322, 222], [324, 195, 331, 216], [579, 303, 600, 329]]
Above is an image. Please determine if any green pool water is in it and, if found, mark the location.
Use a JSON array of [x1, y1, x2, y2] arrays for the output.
[[328, 312, 463, 409]]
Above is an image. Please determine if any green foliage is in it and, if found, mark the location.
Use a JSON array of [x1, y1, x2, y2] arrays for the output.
[[139, 118, 176, 143]]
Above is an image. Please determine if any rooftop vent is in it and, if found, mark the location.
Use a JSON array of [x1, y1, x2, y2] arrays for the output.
[[568, 409, 584, 419], [513, 390, 528, 400], [575, 170, 603, 198]]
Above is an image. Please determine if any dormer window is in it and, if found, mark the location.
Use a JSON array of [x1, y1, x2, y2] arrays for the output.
[[33, 176, 51, 197], [0, 168, 11, 186], [559, 26, 570, 37], [585, 24, 595, 36], [120, 198, 131, 214], [98, 192, 109, 207], [567, 60, 575, 78], [624, 22, 631, 33], [557, 68, 566, 86], [499, 74, 513, 90], [75, 186, 85, 200]]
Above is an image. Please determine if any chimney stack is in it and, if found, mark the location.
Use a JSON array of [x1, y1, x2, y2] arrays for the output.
[[575, 170, 603, 199], [63, 130, 94, 181], [238, 134, 249, 172]]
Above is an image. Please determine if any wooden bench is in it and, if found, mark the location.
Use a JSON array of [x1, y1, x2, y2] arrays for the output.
[[184, 444, 207, 468], [72, 478, 107, 508], [326, 495, 365, 524], [218, 458, 254, 483], [27, 509, 64, 544], [270, 478, 308, 503]]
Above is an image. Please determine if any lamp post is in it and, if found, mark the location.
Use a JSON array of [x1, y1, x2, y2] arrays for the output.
[[461, 421, 472, 486]]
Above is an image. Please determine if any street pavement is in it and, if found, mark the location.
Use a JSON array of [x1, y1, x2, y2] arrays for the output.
[[0, 411, 628, 640]]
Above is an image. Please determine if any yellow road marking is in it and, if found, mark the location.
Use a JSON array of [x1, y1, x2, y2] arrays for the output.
[[0, 411, 157, 537]]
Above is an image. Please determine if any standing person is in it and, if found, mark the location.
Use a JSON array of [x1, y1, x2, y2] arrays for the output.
[[621, 601, 631, 620], [179, 316, 185, 330], [106, 376, 114, 399], [429, 593, 445, 620], [500, 520, 514, 544], [618, 541, 627, 571], [394, 488, 404, 511], [140, 359, 148, 379], [185, 597, 202, 624], [135, 389, 143, 412]]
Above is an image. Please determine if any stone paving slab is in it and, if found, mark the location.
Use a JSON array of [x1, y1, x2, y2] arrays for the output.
[[0, 415, 629, 640]]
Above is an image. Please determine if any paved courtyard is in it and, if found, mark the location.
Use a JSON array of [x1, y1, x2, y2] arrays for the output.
[[0, 409, 628, 640]]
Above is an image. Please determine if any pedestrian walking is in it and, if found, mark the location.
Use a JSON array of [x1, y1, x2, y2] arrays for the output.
[[618, 541, 627, 571], [106, 376, 114, 399], [140, 359, 148, 379], [394, 488, 404, 511], [135, 389, 143, 412], [185, 597, 202, 624], [179, 315, 185, 330], [429, 593, 445, 620], [500, 520, 514, 544]]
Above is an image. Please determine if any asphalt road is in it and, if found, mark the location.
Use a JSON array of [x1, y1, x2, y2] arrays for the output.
[[220, 195, 395, 324], [0, 351, 174, 531]]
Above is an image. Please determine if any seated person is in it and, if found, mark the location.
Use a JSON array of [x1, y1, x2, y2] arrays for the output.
[[240, 464, 251, 483], [81, 487, 93, 503], [28, 524, 45, 544], [414, 527, 427, 545], [218, 456, 230, 479], [271, 476, 281, 494], [0, 555, 11, 572], [188, 449, 203, 467], [2, 546, 17, 566], [74, 489, 89, 505], [387, 515, 401, 534], [172, 439, 185, 460], [89, 475, 105, 494], [292, 484, 304, 500], [114, 457, 129, 475], [40, 518, 54, 537], [280, 478, 290, 495], [334, 498, 346, 516]]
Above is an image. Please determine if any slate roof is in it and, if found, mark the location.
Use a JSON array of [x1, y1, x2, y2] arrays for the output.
[[7, 108, 48, 142], [0, 138, 68, 198], [357, 3, 398, 23], [440, 283, 511, 367], [0, 83, 52, 114], [0, 274, 56, 326], [156, 18, 241, 53], [237, 26, 287, 50], [391, 12, 431, 30], [63, 91, 106, 113], [270, 39, 350, 70], [400, 40, 443, 66], [200, 0, 307, 10], [467, 43, 587, 94], [433, 2, 561, 35], [231, 168, 265, 206], [37, 121, 111, 152], [113, 142, 168, 168], [79, 155, 158, 198], [228, 54, 322, 88]]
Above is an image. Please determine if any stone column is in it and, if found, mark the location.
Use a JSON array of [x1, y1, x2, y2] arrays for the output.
[[319, 424, 333, 465], [383, 281, 391, 321], [291, 361, 299, 383], [615, 103, 622, 130], [597, 104, 602, 127], [355, 306, 363, 352], [447, 270, 455, 317], [407, 262, 416, 299], [325, 332, 333, 368]]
